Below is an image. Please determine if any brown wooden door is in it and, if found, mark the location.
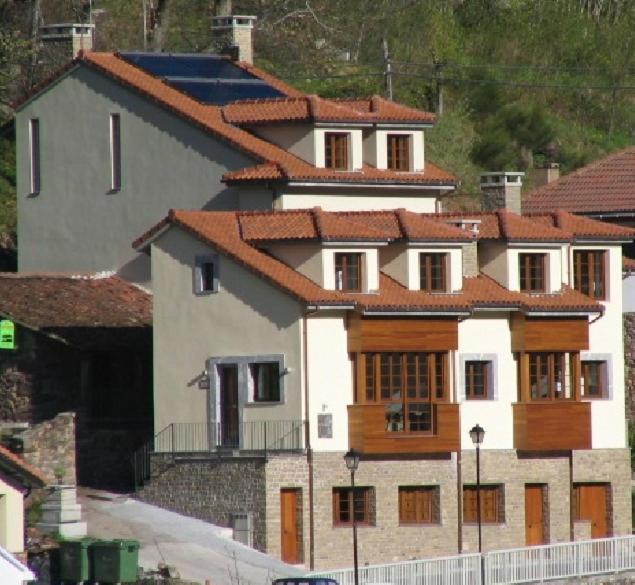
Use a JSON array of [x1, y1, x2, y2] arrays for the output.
[[525, 484, 545, 546], [280, 489, 301, 564], [220, 365, 239, 447], [575, 484, 608, 538]]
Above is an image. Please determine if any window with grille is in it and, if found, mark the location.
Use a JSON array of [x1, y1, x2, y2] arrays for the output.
[[463, 485, 504, 524], [324, 132, 349, 170], [528, 352, 575, 400], [519, 253, 546, 292], [333, 486, 374, 526], [573, 250, 606, 300], [335, 252, 363, 291], [420, 253, 447, 292], [387, 134, 410, 171], [398, 486, 440, 524]]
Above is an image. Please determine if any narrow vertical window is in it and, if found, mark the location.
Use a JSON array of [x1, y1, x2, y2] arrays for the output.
[[110, 113, 121, 190], [335, 252, 362, 292], [29, 119, 41, 194], [387, 134, 410, 171], [574, 250, 606, 300], [420, 253, 447, 292], [519, 253, 546, 292], [194, 255, 219, 294], [324, 132, 349, 170]]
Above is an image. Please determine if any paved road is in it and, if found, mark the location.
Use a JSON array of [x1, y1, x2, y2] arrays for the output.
[[79, 489, 304, 585]]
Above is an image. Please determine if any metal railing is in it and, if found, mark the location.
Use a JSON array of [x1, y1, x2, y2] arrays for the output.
[[311, 535, 635, 585], [133, 420, 305, 488]]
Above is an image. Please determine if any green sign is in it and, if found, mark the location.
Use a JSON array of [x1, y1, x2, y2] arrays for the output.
[[0, 320, 15, 349]]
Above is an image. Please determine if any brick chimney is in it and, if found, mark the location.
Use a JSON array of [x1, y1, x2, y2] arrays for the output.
[[480, 172, 525, 215], [211, 15, 257, 64], [533, 162, 560, 189]]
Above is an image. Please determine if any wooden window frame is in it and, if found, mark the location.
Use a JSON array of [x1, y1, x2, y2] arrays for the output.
[[527, 351, 577, 401], [333, 486, 373, 526], [573, 250, 607, 300], [519, 253, 546, 293], [324, 132, 349, 170], [463, 484, 505, 524], [29, 118, 41, 194], [251, 362, 281, 402], [398, 485, 440, 525], [335, 252, 363, 292], [110, 113, 121, 191], [465, 360, 492, 400], [420, 253, 448, 292], [387, 134, 411, 171], [360, 352, 448, 434], [581, 360, 607, 399]]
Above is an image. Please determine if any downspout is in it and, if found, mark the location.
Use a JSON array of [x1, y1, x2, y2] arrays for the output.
[[452, 348, 463, 553], [303, 307, 318, 570]]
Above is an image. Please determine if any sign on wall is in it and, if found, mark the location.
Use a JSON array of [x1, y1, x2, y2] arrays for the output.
[[0, 320, 15, 349]]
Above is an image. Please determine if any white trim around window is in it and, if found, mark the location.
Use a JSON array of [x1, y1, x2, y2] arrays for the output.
[[459, 353, 498, 400]]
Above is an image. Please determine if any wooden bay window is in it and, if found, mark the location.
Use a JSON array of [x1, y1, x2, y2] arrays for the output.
[[517, 351, 581, 402]]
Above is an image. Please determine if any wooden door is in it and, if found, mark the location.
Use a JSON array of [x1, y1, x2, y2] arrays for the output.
[[280, 489, 301, 564], [575, 483, 608, 538], [220, 365, 239, 447], [525, 484, 545, 546]]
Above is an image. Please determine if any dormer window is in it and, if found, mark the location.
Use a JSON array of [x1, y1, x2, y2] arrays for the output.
[[387, 134, 410, 171], [335, 252, 362, 291], [519, 253, 546, 293], [325, 132, 349, 170], [573, 250, 606, 300], [420, 253, 447, 292]]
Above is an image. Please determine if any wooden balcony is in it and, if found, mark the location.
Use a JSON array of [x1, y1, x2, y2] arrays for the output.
[[347, 403, 460, 455], [513, 402, 591, 451]]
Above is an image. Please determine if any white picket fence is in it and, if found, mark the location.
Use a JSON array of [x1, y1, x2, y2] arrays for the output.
[[311, 535, 635, 585]]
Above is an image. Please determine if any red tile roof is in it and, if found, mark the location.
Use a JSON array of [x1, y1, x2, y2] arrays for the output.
[[0, 274, 151, 329], [134, 209, 605, 315], [0, 444, 47, 487], [523, 148, 635, 214], [18, 51, 454, 188], [223, 95, 436, 125], [527, 210, 635, 240]]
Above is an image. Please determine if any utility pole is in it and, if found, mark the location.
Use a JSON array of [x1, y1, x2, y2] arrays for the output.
[[383, 38, 393, 100], [433, 59, 444, 116]]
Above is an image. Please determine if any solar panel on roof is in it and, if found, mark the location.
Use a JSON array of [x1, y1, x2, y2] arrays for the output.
[[119, 51, 286, 104]]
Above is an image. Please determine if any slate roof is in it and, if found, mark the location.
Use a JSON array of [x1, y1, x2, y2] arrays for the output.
[[17, 51, 455, 188], [0, 274, 151, 329], [134, 208, 610, 315], [0, 444, 47, 488], [523, 147, 635, 214]]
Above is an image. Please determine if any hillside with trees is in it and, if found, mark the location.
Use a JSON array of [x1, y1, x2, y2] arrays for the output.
[[0, 0, 633, 232]]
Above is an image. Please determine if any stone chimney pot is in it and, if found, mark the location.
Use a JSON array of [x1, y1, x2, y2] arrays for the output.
[[480, 171, 525, 215]]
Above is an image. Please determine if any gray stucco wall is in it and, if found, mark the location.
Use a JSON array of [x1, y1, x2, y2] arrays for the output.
[[16, 64, 262, 284], [151, 227, 304, 434]]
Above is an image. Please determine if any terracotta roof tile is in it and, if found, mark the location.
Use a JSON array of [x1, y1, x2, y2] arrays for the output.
[[0, 444, 47, 487], [334, 95, 436, 123], [0, 274, 151, 329], [520, 285, 602, 313], [527, 210, 635, 240], [523, 148, 635, 214]]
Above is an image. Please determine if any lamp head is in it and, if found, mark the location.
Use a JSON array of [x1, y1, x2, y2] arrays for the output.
[[469, 423, 485, 446], [344, 448, 360, 471]]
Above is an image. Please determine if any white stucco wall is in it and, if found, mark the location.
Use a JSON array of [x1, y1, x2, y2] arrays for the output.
[[252, 124, 315, 164], [623, 273, 635, 312], [151, 228, 304, 434], [458, 313, 516, 451], [478, 242, 508, 287], [0, 480, 25, 554], [265, 243, 324, 286], [305, 313, 351, 451], [277, 192, 439, 212]]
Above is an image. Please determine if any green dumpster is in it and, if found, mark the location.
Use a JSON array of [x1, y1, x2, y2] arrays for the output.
[[91, 539, 140, 583], [59, 538, 97, 582]]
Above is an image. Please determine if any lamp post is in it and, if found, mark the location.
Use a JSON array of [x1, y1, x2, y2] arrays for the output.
[[469, 424, 485, 584], [344, 449, 360, 585]]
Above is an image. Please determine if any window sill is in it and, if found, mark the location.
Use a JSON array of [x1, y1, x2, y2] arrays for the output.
[[245, 401, 283, 407], [333, 523, 374, 528], [399, 522, 441, 527]]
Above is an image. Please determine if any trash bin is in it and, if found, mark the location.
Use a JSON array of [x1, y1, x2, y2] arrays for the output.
[[59, 538, 96, 583], [91, 539, 139, 584]]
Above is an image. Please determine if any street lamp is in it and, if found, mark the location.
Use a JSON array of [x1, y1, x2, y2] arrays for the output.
[[344, 449, 360, 585], [469, 424, 485, 584]]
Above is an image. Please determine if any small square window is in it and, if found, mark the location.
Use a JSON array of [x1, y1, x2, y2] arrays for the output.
[[399, 486, 440, 525], [465, 361, 492, 400], [333, 486, 374, 526], [581, 361, 607, 398], [463, 484, 504, 524], [194, 255, 219, 294], [251, 362, 280, 402], [335, 252, 363, 292]]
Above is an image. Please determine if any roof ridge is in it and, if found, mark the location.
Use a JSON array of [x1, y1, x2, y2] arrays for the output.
[[394, 208, 411, 239]]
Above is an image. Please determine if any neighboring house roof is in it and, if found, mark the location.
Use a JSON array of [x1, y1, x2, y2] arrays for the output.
[[16, 51, 455, 188], [222, 95, 436, 125], [0, 444, 47, 488], [0, 273, 152, 330], [134, 208, 608, 315], [523, 147, 635, 214]]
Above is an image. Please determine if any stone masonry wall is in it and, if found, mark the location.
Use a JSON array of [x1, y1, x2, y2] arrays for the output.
[[624, 313, 635, 422], [21, 412, 76, 485], [137, 455, 267, 550]]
